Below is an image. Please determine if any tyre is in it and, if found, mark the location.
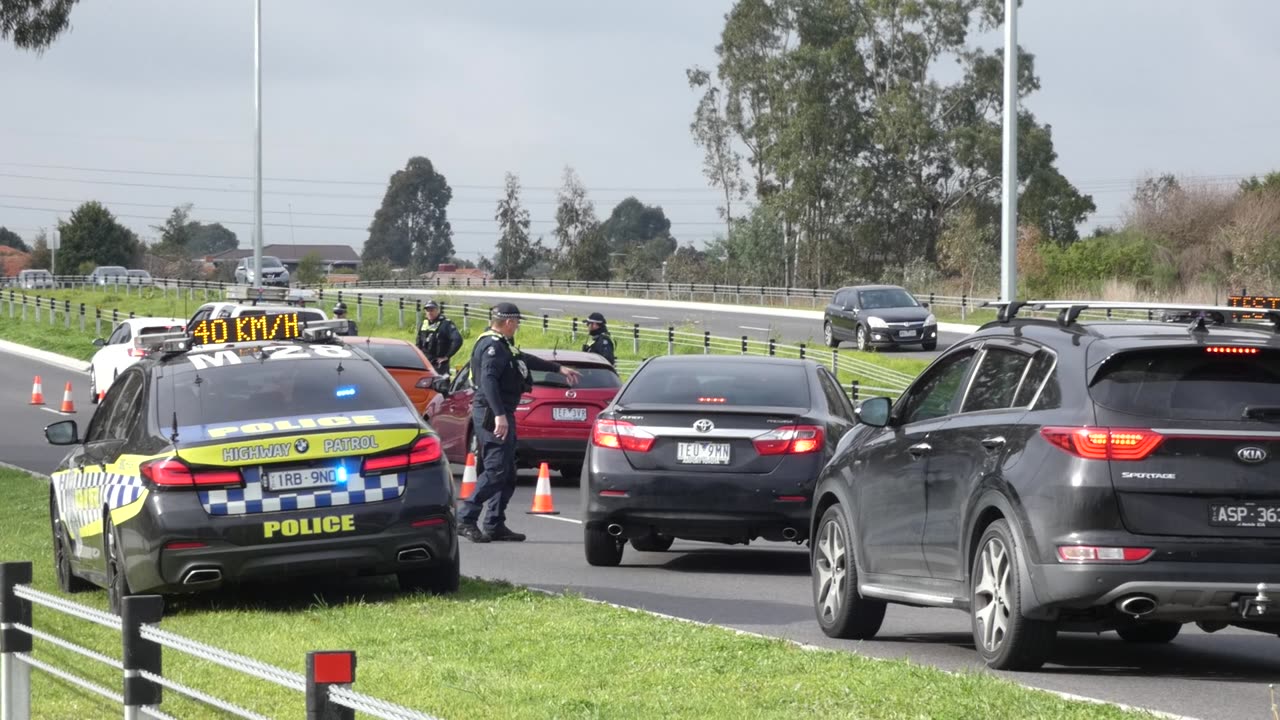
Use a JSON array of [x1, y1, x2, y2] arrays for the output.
[[971, 519, 1056, 670], [630, 533, 674, 553], [104, 516, 132, 615], [585, 525, 624, 566], [855, 325, 869, 352], [812, 505, 886, 639], [823, 321, 838, 348], [398, 544, 460, 595], [1116, 622, 1181, 644], [50, 492, 92, 593], [922, 340, 937, 351]]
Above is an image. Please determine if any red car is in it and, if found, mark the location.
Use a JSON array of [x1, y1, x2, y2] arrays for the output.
[[429, 350, 621, 478]]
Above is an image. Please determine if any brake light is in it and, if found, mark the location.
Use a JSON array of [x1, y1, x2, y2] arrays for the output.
[[1056, 546, 1154, 563], [519, 396, 535, 405], [1040, 427, 1163, 461], [753, 425, 825, 456], [127, 347, 149, 358], [141, 458, 242, 489], [697, 397, 727, 404], [1207, 346, 1259, 355], [591, 419, 656, 452], [361, 435, 442, 475]]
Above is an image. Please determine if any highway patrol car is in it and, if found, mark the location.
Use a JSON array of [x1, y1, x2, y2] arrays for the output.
[[44, 312, 458, 613]]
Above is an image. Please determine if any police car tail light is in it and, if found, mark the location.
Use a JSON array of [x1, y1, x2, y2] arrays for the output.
[[591, 419, 655, 453], [361, 435, 442, 474], [1056, 546, 1154, 563], [141, 458, 241, 489], [1040, 427, 1164, 461], [753, 425, 825, 455]]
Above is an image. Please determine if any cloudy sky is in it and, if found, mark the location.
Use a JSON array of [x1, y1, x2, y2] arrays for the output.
[[1, 0, 1278, 262]]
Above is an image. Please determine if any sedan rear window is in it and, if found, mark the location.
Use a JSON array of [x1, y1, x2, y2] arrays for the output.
[[619, 361, 809, 407], [1090, 347, 1280, 421], [533, 365, 619, 389], [358, 343, 427, 371]]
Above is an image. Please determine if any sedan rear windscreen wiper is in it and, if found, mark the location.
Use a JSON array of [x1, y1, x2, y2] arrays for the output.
[[1242, 405, 1280, 421]]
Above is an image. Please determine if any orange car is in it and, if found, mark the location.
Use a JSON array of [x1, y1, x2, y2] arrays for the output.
[[340, 336, 442, 417]]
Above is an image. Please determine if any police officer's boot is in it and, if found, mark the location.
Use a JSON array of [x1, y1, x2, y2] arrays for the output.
[[487, 525, 526, 542], [458, 523, 490, 543]]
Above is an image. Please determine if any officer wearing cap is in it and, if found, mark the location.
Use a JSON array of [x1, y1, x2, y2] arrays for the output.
[[333, 302, 358, 336], [457, 302, 581, 543], [416, 300, 463, 375], [582, 311, 615, 366]]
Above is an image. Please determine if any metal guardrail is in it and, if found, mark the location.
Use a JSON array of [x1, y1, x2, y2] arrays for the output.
[[0, 561, 439, 720]]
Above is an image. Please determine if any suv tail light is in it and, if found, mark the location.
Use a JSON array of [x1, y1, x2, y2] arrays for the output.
[[361, 435, 442, 475], [1057, 546, 1154, 563], [753, 425, 825, 456], [1040, 427, 1164, 461], [141, 457, 242, 489], [591, 419, 655, 452]]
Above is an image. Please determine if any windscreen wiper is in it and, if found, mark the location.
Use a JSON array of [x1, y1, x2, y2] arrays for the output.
[[1242, 406, 1280, 422]]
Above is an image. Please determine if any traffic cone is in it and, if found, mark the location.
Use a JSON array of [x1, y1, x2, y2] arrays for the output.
[[29, 376, 44, 405], [97, 390, 106, 402], [459, 452, 478, 500], [59, 382, 76, 414], [526, 462, 559, 515]]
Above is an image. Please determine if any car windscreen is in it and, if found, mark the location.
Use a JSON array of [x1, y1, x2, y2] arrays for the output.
[[138, 324, 183, 336], [618, 361, 809, 407], [156, 350, 409, 435], [532, 365, 619, 389], [359, 343, 427, 371], [1090, 347, 1280, 421], [858, 288, 918, 309], [262, 256, 285, 268]]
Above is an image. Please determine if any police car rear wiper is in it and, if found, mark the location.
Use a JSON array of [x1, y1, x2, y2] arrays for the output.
[[1243, 405, 1280, 422]]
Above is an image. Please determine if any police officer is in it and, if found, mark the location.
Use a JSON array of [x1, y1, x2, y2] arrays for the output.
[[416, 300, 463, 375], [457, 302, 581, 543], [582, 312, 615, 366], [332, 302, 358, 336]]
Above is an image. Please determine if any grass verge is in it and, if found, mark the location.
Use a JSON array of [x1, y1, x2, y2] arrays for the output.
[[0, 468, 1155, 719]]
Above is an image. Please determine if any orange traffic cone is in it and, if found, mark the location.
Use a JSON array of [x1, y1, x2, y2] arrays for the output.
[[97, 390, 106, 402], [526, 462, 559, 515], [459, 452, 478, 500], [29, 376, 44, 405], [59, 382, 76, 414]]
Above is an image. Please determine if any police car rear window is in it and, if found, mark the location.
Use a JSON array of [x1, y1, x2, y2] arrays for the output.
[[360, 343, 427, 371], [1090, 347, 1280, 421], [156, 349, 406, 429], [619, 361, 809, 407]]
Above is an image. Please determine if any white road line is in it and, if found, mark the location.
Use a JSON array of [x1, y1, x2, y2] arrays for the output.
[[39, 407, 70, 416], [538, 307, 563, 313], [739, 325, 771, 332], [532, 514, 582, 525], [632, 315, 659, 320]]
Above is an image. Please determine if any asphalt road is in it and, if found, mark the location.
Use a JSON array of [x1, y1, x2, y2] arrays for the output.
[[336, 288, 969, 362], [3, 348, 1276, 720]]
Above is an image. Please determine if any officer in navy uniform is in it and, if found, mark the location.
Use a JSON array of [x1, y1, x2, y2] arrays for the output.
[[416, 299, 463, 375], [582, 312, 615, 366], [457, 302, 581, 542], [333, 302, 358, 336]]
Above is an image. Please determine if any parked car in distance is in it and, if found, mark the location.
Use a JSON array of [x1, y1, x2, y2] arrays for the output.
[[824, 284, 937, 352], [88, 266, 129, 286], [125, 269, 153, 285], [17, 269, 56, 289], [234, 255, 291, 287]]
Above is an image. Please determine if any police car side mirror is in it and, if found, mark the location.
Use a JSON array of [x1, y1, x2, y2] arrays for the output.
[[45, 420, 80, 446], [92, 338, 105, 347]]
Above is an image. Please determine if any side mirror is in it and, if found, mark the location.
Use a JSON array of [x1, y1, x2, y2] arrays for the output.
[[855, 397, 892, 428], [430, 377, 452, 396], [92, 338, 105, 347], [921, 302, 930, 309], [45, 420, 80, 446]]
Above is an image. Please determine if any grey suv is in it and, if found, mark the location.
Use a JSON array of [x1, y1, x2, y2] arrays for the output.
[[234, 255, 290, 286]]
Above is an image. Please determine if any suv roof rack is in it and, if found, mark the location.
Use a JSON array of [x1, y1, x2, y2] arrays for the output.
[[984, 299, 1280, 334]]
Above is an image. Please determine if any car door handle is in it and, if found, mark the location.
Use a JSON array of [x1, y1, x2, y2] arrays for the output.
[[908, 442, 932, 457], [981, 436, 1006, 450]]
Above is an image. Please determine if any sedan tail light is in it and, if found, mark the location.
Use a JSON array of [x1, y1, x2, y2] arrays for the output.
[[1040, 427, 1164, 461], [414, 376, 433, 389], [127, 347, 149, 358], [753, 425, 825, 455], [141, 457, 242, 489], [361, 435, 442, 475], [591, 419, 656, 453]]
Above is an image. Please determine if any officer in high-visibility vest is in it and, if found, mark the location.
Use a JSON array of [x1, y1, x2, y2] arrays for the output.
[[457, 302, 581, 543], [582, 311, 615, 366], [416, 300, 463, 375]]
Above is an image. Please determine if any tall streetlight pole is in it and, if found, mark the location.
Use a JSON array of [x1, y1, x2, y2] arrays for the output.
[[252, 0, 264, 289], [999, 0, 1019, 302]]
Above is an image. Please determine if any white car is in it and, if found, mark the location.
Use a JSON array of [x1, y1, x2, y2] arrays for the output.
[[183, 301, 328, 329], [88, 316, 187, 403]]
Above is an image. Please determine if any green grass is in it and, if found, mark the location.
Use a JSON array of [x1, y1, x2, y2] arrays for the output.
[[1, 287, 930, 389], [0, 469, 1155, 719]]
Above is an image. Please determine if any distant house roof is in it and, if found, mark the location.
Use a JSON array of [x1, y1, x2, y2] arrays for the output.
[[209, 244, 361, 265], [0, 246, 31, 277]]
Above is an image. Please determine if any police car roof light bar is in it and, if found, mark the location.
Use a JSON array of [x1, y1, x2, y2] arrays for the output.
[[301, 319, 350, 342], [136, 331, 192, 352], [984, 299, 1280, 332]]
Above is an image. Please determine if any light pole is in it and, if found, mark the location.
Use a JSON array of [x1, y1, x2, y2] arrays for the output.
[[252, 0, 263, 289], [999, 0, 1019, 302]]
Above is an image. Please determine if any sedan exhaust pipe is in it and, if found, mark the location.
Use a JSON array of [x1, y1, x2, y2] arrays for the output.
[[607, 524, 624, 537], [1115, 594, 1157, 617], [781, 527, 798, 541], [183, 569, 221, 585], [398, 547, 431, 562]]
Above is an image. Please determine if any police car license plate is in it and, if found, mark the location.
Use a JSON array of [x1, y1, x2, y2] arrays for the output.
[[677, 442, 731, 465], [263, 465, 341, 492], [552, 407, 588, 422]]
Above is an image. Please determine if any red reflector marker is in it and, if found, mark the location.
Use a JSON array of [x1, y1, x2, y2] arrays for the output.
[[164, 541, 207, 550], [411, 517, 446, 528], [599, 490, 628, 497], [309, 651, 356, 685], [776, 496, 807, 503]]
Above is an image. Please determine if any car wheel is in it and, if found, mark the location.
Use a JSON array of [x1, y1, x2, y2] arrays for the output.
[[104, 516, 132, 616], [50, 492, 91, 593], [813, 505, 886, 639], [630, 532, 674, 552], [823, 321, 838, 348], [855, 325, 869, 352], [584, 525, 624, 566], [971, 519, 1056, 670], [398, 543, 460, 595], [922, 340, 937, 351], [1116, 622, 1181, 644]]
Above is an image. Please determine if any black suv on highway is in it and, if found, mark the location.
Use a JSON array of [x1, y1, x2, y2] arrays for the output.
[[810, 301, 1280, 670]]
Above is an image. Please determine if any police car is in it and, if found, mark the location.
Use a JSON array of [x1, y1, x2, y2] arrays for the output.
[[44, 311, 459, 613]]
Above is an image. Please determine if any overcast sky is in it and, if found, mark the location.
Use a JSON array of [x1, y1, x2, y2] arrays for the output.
[[1, 0, 1278, 262]]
